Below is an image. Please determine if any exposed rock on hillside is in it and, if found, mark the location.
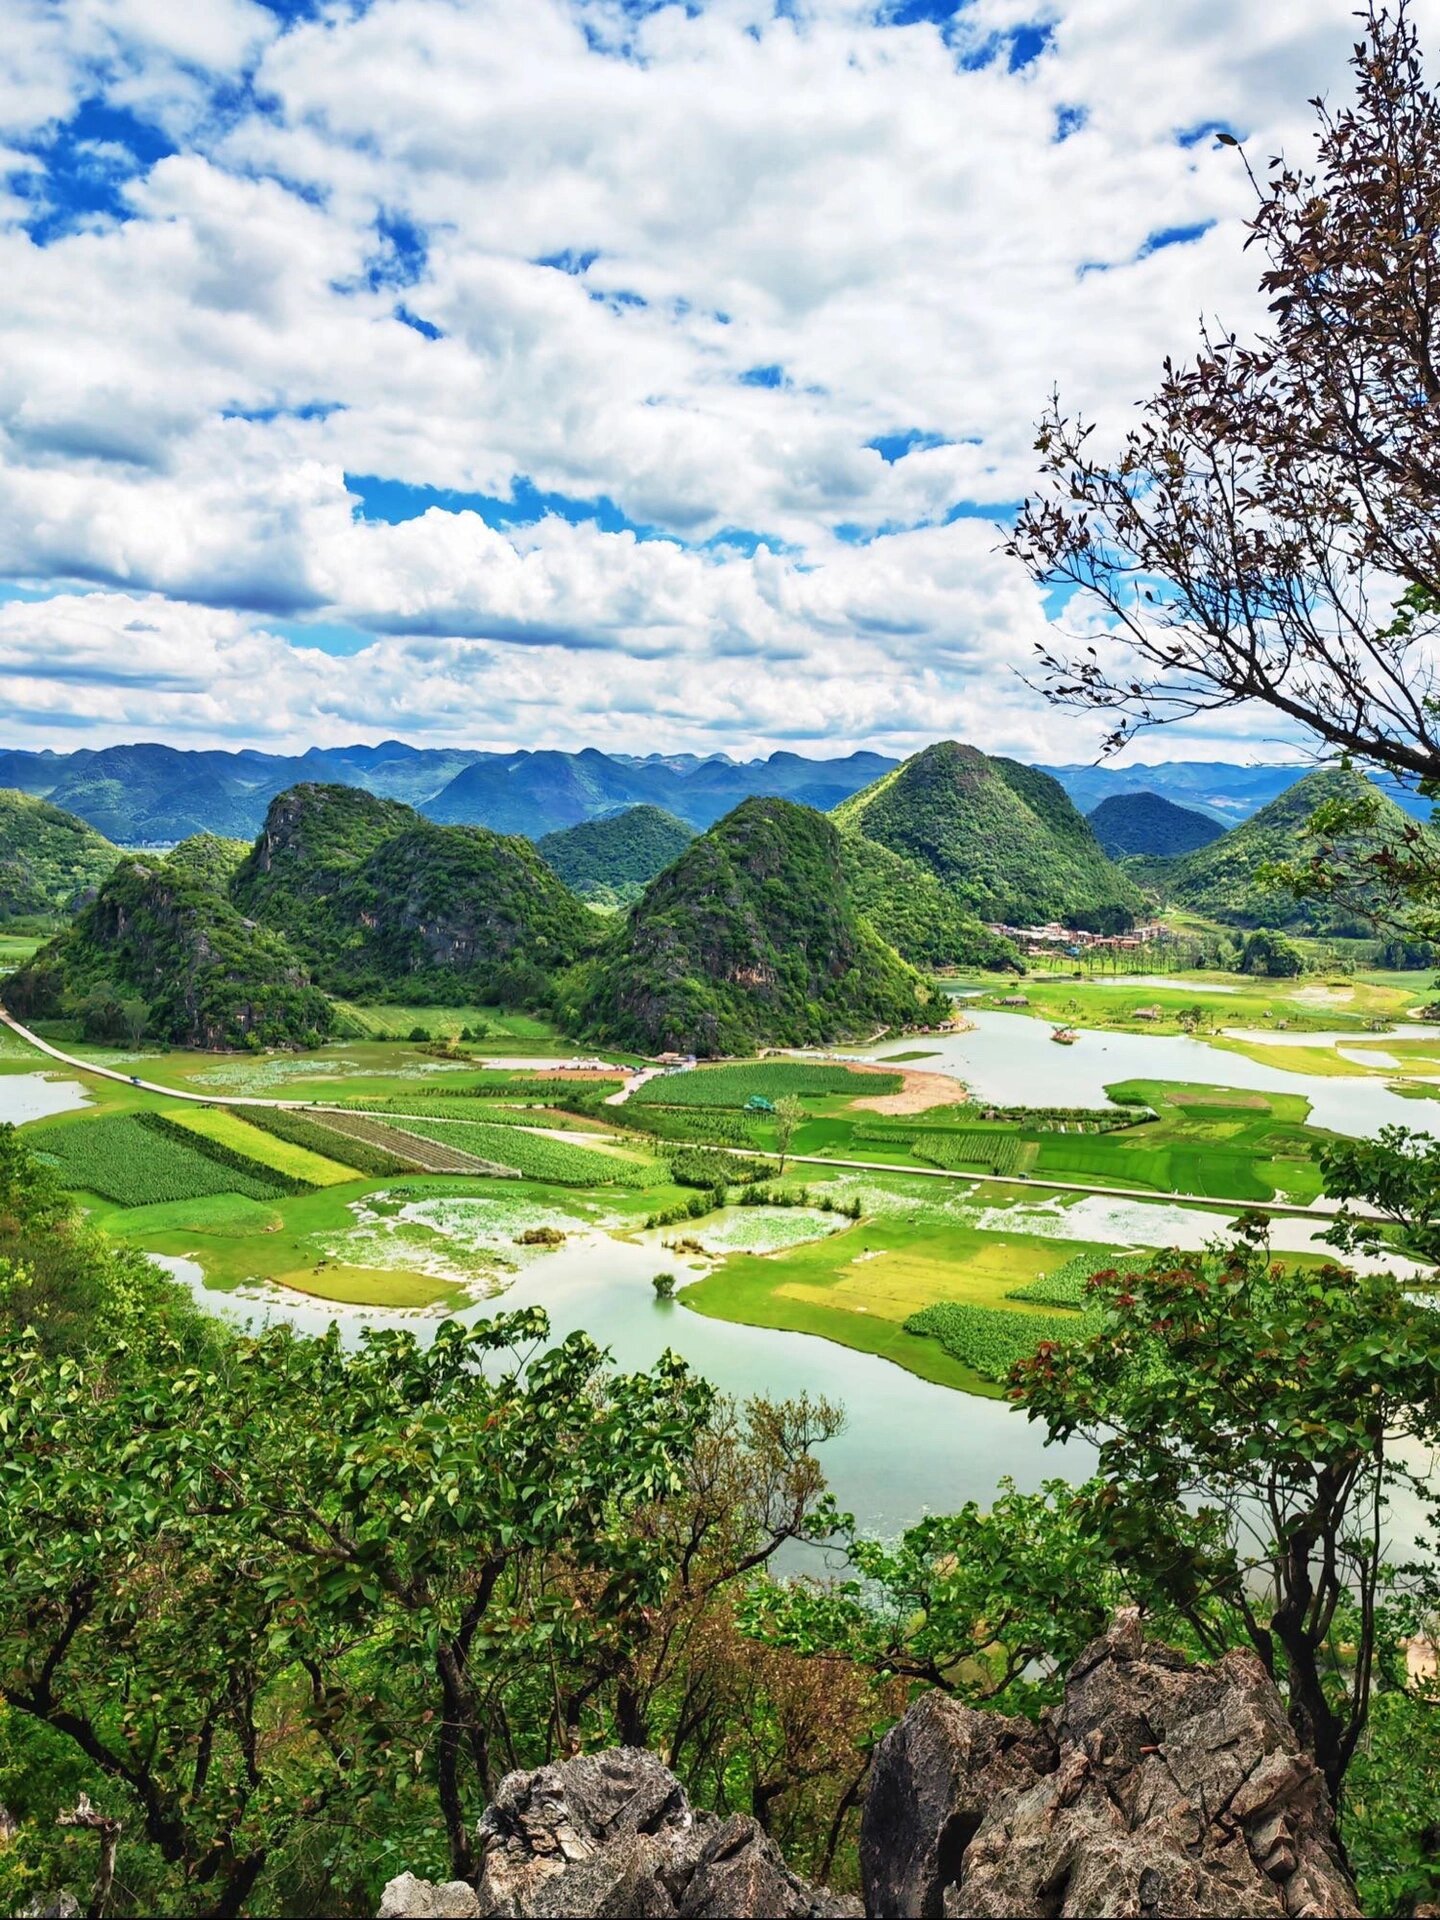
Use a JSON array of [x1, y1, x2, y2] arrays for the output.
[[3, 855, 332, 1049], [379, 1748, 857, 1919], [862, 1612, 1358, 1919], [574, 796, 937, 1055], [234, 784, 600, 1001], [380, 1616, 1359, 1920]]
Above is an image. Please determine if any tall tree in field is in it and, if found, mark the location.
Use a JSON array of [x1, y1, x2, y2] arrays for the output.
[[1008, 3, 1440, 784]]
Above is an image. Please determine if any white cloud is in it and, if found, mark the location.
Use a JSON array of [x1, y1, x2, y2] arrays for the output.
[[1, 0, 1429, 757]]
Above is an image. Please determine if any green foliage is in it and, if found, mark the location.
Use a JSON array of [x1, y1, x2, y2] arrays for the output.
[[1344, 1683, 1440, 1917], [1007, 1249, 1151, 1308], [537, 805, 695, 903], [834, 740, 1141, 930], [1239, 927, 1305, 976], [633, 1061, 901, 1108], [0, 1126, 202, 1355], [1012, 1235, 1440, 1798], [1087, 791, 1223, 858], [573, 798, 937, 1055], [0, 1300, 711, 1908], [652, 1270, 677, 1298], [0, 788, 118, 925], [35, 1112, 290, 1206], [905, 1300, 1093, 1382], [912, 1131, 1025, 1175], [233, 784, 600, 1008], [1167, 768, 1431, 931], [163, 833, 251, 893], [5, 854, 333, 1048], [244, 1104, 414, 1176], [388, 1115, 656, 1185], [1318, 1124, 1440, 1264], [669, 1147, 770, 1187], [837, 831, 1024, 970], [743, 1476, 1221, 1707]]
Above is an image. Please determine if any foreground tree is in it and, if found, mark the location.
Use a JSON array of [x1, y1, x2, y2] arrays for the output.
[[1011, 1229, 1440, 1803], [1008, 3, 1440, 781]]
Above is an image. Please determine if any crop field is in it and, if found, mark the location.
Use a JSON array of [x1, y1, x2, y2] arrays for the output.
[[314, 1111, 512, 1176], [36, 1113, 286, 1206], [336, 1095, 604, 1132], [905, 1301, 1095, 1384], [632, 1062, 902, 1108], [331, 1002, 567, 1043], [243, 1106, 415, 1176], [392, 1117, 656, 1186], [912, 1131, 1028, 1176], [166, 1106, 359, 1187], [1008, 1248, 1151, 1308]]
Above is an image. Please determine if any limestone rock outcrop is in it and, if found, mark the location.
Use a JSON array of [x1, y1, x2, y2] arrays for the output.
[[861, 1612, 1360, 1919], [380, 1615, 1361, 1920]]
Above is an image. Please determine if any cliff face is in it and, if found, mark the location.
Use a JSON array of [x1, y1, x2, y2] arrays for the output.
[[3, 856, 332, 1049], [379, 1615, 1359, 1920]]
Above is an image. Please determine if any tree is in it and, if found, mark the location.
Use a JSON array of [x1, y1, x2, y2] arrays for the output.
[[1007, 5, 1440, 783], [1011, 1231, 1440, 1802], [118, 997, 148, 1048], [1239, 928, 1305, 977], [652, 1270, 677, 1299], [773, 1095, 804, 1175]]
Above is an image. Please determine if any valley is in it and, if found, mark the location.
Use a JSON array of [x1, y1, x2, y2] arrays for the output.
[[2, 939, 1429, 1540]]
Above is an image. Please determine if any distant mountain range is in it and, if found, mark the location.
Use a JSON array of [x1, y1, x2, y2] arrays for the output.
[[4, 739, 1425, 846]]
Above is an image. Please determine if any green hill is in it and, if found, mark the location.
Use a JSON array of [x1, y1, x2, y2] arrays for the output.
[[4, 857, 332, 1049], [833, 741, 1142, 930], [538, 805, 695, 904], [838, 832, 1023, 971], [164, 833, 251, 893], [1088, 791, 1223, 859], [572, 796, 939, 1055], [0, 790, 119, 924], [1166, 767, 1431, 932], [235, 785, 600, 1003]]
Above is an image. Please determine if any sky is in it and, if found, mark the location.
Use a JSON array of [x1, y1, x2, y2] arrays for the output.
[[0, 0, 1427, 762]]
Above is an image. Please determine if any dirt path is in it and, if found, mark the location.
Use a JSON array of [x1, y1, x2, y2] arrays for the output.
[[851, 1067, 967, 1115]]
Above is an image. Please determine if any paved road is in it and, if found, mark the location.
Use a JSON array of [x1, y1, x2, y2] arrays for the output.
[[1, 1011, 1382, 1226]]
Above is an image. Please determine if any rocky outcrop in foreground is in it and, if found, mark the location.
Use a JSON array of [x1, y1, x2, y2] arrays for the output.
[[379, 1614, 1360, 1920]]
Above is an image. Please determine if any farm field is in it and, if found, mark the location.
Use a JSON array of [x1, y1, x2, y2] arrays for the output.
[[632, 1061, 904, 1107], [31, 1112, 289, 1207], [680, 1179, 1127, 1395], [166, 1105, 360, 1186]]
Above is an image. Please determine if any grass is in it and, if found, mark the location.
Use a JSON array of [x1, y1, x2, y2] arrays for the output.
[[632, 1062, 902, 1109], [166, 1106, 360, 1187], [682, 1196, 1128, 1396], [982, 968, 1420, 1037], [267, 1267, 463, 1309]]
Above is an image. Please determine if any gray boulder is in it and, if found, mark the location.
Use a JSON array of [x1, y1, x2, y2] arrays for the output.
[[470, 1747, 857, 1919], [862, 1610, 1360, 1919], [378, 1872, 481, 1918]]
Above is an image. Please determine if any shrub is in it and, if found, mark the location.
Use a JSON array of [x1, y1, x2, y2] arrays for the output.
[[905, 1301, 1098, 1383]]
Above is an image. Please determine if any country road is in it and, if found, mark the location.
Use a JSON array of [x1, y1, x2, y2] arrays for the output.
[[0, 1010, 1387, 1227]]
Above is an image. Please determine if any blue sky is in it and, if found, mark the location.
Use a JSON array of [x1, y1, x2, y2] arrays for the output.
[[0, 0, 1389, 757]]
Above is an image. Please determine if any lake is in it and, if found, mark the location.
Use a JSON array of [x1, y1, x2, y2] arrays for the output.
[[0, 1071, 91, 1124], [842, 1007, 1436, 1135], [151, 1240, 1088, 1546]]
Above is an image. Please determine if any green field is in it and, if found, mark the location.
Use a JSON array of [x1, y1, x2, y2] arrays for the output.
[[34, 1113, 287, 1207], [167, 1105, 360, 1187], [979, 968, 1422, 1037], [633, 1061, 903, 1108], [681, 1183, 1131, 1395], [391, 1116, 656, 1185]]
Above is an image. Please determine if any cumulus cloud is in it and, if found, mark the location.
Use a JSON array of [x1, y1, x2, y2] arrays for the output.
[[1, 0, 1427, 757]]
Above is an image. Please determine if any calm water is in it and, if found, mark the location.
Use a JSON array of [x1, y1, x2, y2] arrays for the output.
[[153, 1243, 1087, 1542], [0, 1070, 91, 1123], [842, 1008, 1436, 1136]]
